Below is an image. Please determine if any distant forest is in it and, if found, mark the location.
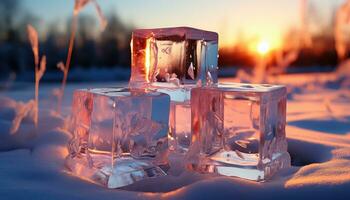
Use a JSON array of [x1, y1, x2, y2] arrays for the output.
[[0, 0, 342, 80], [0, 0, 132, 79]]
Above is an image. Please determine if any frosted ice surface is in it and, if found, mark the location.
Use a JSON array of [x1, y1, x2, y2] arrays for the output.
[[188, 83, 290, 181], [129, 27, 219, 152], [66, 88, 170, 188]]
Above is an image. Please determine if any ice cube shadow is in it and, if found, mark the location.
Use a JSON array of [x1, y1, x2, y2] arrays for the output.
[[288, 138, 333, 166], [288, 116, 350, 135]]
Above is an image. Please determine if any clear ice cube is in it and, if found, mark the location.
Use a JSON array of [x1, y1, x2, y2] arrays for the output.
[[130, 27, 219, 87], [129, 27, 219, 152], [66, 88, 170, 188], [188, 83, 290, 181]]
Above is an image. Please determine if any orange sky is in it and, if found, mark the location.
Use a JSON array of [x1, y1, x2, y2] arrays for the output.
[[23, 0, 344, 49]]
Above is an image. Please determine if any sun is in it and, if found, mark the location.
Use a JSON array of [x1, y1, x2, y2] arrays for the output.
[[257, 40, 270, 55]]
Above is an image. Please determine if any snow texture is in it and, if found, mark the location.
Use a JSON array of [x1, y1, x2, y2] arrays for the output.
[[0, 72, 350, 200]]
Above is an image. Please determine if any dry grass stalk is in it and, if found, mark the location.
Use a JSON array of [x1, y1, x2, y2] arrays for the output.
[[27, 25, 46, 128], [57, 0, 107, 114], [10, 100, 36, 134]]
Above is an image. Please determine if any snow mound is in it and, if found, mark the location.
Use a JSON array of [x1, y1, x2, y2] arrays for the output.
[[0, 76, 349, 199]]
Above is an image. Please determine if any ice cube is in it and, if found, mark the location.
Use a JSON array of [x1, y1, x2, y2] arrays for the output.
[[129, 27, 219, 153], [188, 83, 290, 181], [169, 100, 192, 152], [154, 86, 193, 152], [66, 88, 170, 188], [130, 27, 218, 87]]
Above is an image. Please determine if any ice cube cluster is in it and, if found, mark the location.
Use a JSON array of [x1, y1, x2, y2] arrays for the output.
[[66, 27, 290, 188], [130, 27, 219, 152]]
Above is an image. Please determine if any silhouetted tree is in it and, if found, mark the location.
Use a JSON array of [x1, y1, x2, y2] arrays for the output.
[[75, 15, 97, 67], [98, 13, 132, 67], [0, 0, 19, 41]]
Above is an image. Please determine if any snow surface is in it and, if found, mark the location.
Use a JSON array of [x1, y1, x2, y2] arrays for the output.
[[0, 73, 350, 200]]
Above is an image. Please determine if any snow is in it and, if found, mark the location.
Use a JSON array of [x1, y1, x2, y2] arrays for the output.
[[0, 72, 350, 199]]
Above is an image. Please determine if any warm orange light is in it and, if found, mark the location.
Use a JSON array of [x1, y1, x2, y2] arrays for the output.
[[257, 40, 270, 55], [145, 38, 152, 82], [247, 37, 281, 56]]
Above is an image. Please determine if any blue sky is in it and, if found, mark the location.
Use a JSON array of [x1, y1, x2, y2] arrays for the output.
[[21, 0, 344, 47]]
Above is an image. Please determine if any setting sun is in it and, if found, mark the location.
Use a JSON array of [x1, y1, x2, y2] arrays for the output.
[[257, 40, 270, 55]]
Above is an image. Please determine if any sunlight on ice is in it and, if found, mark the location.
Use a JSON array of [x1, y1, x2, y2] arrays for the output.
[[129, 27, 219, 153], [65, 88, 171, 188], [188, 83, 291, 181]]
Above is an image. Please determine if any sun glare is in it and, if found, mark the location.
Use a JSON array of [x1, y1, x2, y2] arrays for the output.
[[257, 40, 270, 55]]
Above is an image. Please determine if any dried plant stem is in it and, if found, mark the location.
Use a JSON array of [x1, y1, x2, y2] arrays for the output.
[[57, 0, 107, 114], [34, 60, 39, 128], [10, 100, 36, 134], [27, 24, 40, 128], [58, 16, 78, 114]]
